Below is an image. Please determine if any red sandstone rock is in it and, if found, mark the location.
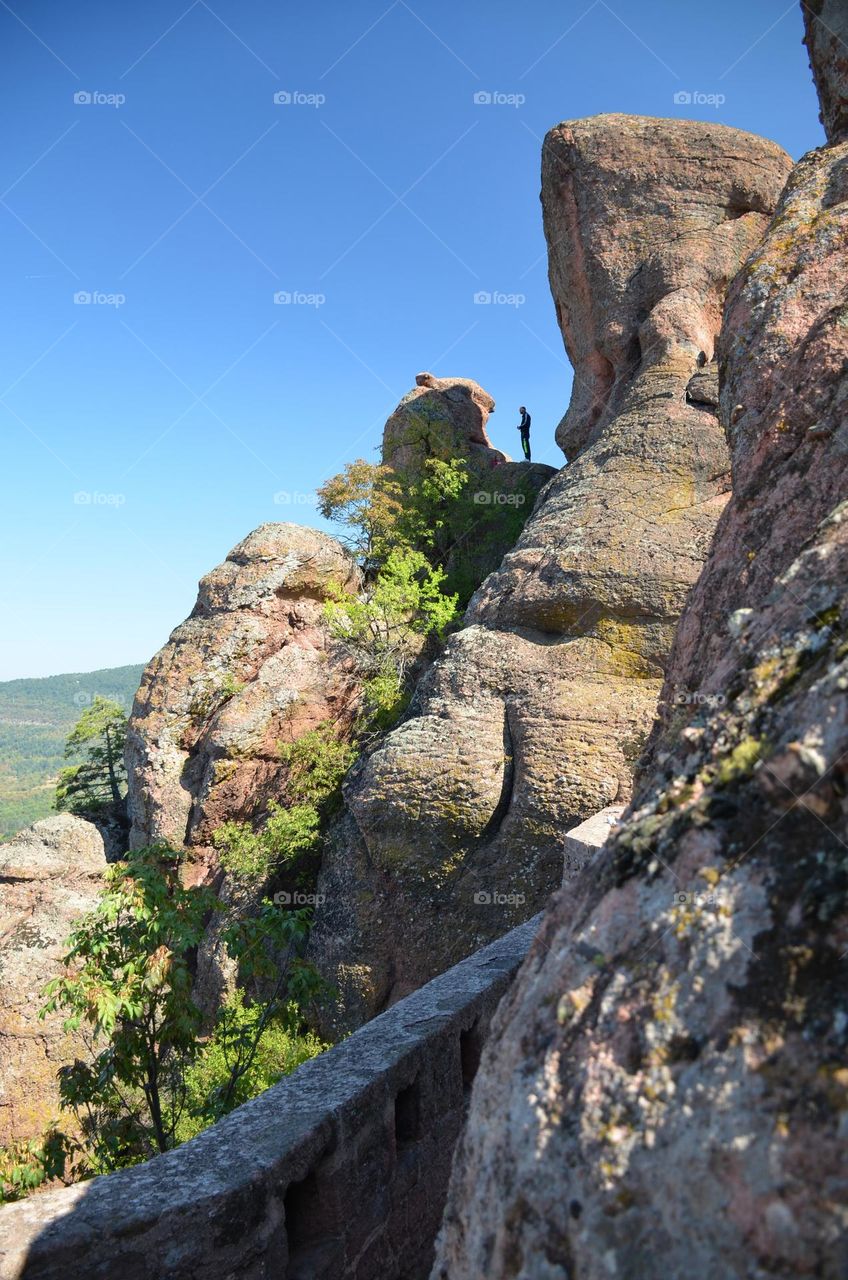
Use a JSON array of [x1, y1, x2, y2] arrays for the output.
[[804, 0, 848, 143], [433, 18, 848, 1278], [0, 816, 106, 1143], [125, 523, 360, 872], [309, 117, 791, 1038]]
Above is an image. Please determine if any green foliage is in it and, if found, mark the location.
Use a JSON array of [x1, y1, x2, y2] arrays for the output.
[[316, 459, 405, 564], [214, 726, 357, 884], [215, 801, 321, 881], [55, 696, 128, 815], [325, 547, 458, 731], [175, 993, 326, 1143], [42, 845, 216, 1163], [0, 664, 143, 841], [279, 727, 358, 810], [0, 1128, 73, 1204], [39, 850, 327, 1175], [393, 456, 471, 553]]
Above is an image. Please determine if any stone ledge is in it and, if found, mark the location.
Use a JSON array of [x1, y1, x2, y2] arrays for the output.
[[0, 916, 540, 1280]]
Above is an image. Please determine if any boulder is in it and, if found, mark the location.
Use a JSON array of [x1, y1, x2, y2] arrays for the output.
[[382, 376, 557, 602], [433, 34, 848, 1279], [125, 523, 360, 875], [0, 815, 106, 1144], [309, 117, 792, 1036], [384, 373, 506, 471]]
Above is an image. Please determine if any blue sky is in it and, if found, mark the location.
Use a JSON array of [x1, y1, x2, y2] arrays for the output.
[[0, 0, 823, 679]]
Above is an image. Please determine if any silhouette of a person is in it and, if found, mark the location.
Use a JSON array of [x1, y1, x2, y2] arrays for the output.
[[517, 406, 531, 461]]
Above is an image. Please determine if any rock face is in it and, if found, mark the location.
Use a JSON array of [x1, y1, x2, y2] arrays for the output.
[[433, 39, 848, 1280], [125, 523, 360, 873], [382, 374, 557, 602], [383, 372, 506, 471], [0, 815, 106, 1144], [804, 0, 848, 144], [545, 115, 790, 459], [309, 117, 792, 1037]]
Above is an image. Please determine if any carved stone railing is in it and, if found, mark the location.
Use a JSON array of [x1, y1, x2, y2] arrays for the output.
[[0, 917, 539, 1280]]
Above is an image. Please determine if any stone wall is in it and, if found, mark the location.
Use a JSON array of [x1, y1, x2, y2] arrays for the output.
[[0, 917, 538, 1280]]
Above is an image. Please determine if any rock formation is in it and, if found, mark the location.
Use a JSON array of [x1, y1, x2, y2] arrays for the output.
[[125, 523, 360, 875], [803, 0, 848, 144], [383, 372, 506, 471], [0, 815, 106, 1144], [310, 116, 792, 1036], [382, 373, 556, 600], [433, 17, 848, 1277]]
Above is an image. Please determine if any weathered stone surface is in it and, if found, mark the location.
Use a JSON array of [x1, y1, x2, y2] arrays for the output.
[[0, 918, 537, 1280], [384, 373, 506, 472], [432, 54, 848, 1280], [310, 116, 792, 1036], [126, 523, 360, 872], [562, 804, 623, 884], [0, 816, 106, 1143], [804, 0, 848, 144], [381, 375, 557, 603], [544, 114, 791, 458], [644, 123, 848, 770]]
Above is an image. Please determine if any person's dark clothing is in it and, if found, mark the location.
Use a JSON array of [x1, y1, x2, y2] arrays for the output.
[[517, 410, 531, 461]]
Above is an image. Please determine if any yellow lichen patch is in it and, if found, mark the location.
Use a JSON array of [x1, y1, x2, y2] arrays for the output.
[[714, 735, 768, 786], [591, 617, 659, 678]]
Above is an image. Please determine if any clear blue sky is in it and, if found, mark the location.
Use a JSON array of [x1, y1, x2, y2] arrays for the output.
[[0, 0, 822, 679]]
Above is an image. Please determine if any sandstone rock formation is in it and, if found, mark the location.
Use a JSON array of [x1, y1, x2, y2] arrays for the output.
[[433, 24, 848, 1278], [381, 373, 556, 601], [804, 0, 848, 144], [383, 372, 506, 471], [310, 116, 792, 1036], [0, 815, 106, 1144], [125, 523, 360, 875]]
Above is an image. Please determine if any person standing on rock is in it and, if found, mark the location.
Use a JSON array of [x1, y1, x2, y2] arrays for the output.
[[517, 406, 532, 461]]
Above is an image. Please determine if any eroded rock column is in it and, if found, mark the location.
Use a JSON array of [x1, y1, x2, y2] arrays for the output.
[[432, 22, 848, 1279], [310, 116, 792, 1035]]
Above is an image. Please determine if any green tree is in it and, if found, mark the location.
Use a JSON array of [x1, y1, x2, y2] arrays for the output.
[[55, 696, 128, 814], [41, 846, 325, 1170], [316, 459, 405, 565], [325, 547, 458, 727]]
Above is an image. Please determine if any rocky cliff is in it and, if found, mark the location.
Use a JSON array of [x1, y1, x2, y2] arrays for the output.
[[309, 116, 792, 1036], [126, 523, 360, 876], [381, 372, 556, 601], [432, 13, 848, 1277], [0, 816, 106, 1144]]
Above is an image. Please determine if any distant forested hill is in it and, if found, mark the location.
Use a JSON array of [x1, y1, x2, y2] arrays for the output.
[[0, 664, 145, 840]]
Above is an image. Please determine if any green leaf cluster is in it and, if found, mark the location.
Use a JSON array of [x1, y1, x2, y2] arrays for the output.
[[39, 848, 326, 1173]]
